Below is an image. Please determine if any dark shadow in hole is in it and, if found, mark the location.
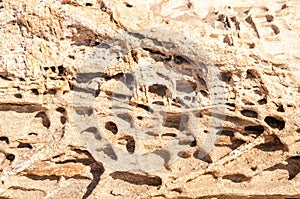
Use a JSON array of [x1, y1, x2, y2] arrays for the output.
[[81, 127, 101, 140], [0, 136, 9, 144], [149, 84, 168, 97], [219, 72, 232, 82], [136, 104, 153, 113], [35, 111, 51, 128], [153, 149, 171, 167], [56, 107, 66, 113], [142, 48, 171, 62], [60, 116, 67, 124], [0, 103, 45, 113], [105, 121, 118, 134], [123, 136, 135, 154], [216, 130, 245, 150], [17, 143, 33, 149], [24, 174, 60, 181], [56, 149, 105, 199], [258, 98, 267, 105], [246, 69, 256, 79], [265, 156, 300, 180], [124, 2, 133, 7], [96, 145, 117, 161], [222, 174, 250, 183], [162, 133, 177, 137], [31, 89, 39, 95], [241, 109, 258, 118], [14, 93, 22, 98], [6, 154, 15, 161], [110, 171, 162, 186], [244, 125, 264, 135], [255, 136, 286, 152], [58, 65, 66, 75], [264, 116, 285, 130], [193, 150, 212, 163], [117, 113, 132, 123], [85, 3, 93, 6], [82, 163, 105, 199], [277, 105, 285, 112]]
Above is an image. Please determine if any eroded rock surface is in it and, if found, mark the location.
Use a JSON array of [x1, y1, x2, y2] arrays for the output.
[[0, 0, 300, 198]]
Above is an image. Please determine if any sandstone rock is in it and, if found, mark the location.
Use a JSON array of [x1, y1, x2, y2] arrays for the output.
[[0, 0, 299, 198]]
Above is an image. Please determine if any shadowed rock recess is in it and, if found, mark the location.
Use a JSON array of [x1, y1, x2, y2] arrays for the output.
[[0, 0, 300, 198]]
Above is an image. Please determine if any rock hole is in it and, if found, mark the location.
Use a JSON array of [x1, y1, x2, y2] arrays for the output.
[[14, 93, 22, 98], [277, 105, 285, 112], [255, 136, 286, 151], [56, 107, 66, 113], [226, 103, 236, 108], [82, 127, 101, 140], [266, 14, 274, 22], [46, 89, 57, 95], [136, 104, 153, 113], [125, 136, 135, 154], [282, 4, 287, 9], [244, 125, 264, 135], [60, 116, 66, 124], [35, 111, 51, 128], [110, 172, 162, 186], [28, 132, 38, 136], [50, 66, 56, 73], [264, 116, 285, 130], [193, 150, 212, 163], [246, 69, 256, 79], [85, 3, 93, 6], [0, 136, 9, 144], [174, 55, 190, 64], [124, 2, 133, 7], [31, 89, 39, 95], [266, 156, 300, 180], [137, 116, 143, 120], [17, 143, 33, 149], [219, 72, 232, 82], [117, 113, 132, 123], [271, 25, 280, 34], [143, 48, 172, 62], [200, 90, 208, 97], [6, 154, 15, 161], [178, 151, 191, 158], [248, 43, 255, 49], [162, 133, 176, 137], [149, 84, 168, 97], [258, 98, 267, 105], [222, 174, 250, 183], [58, 65, 65, 75], [105, 121, 118, 134], [241, 109, 258, 118]]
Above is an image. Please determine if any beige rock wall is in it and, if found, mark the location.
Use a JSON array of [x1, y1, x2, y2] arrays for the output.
[[0, 0, 300, 198]]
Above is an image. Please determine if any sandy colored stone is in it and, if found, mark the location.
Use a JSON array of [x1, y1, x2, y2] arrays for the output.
[[0, 0, 299, 199]]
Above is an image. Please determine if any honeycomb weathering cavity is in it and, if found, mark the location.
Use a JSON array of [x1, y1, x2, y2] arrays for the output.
[[74, 29, 227, 172]]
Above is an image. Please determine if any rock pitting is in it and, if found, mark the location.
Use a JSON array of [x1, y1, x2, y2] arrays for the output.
[[0, 0, 300, 198]]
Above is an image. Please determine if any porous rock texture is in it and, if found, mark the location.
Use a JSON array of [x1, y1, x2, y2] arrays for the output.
[[0, 0, 300, 198]]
